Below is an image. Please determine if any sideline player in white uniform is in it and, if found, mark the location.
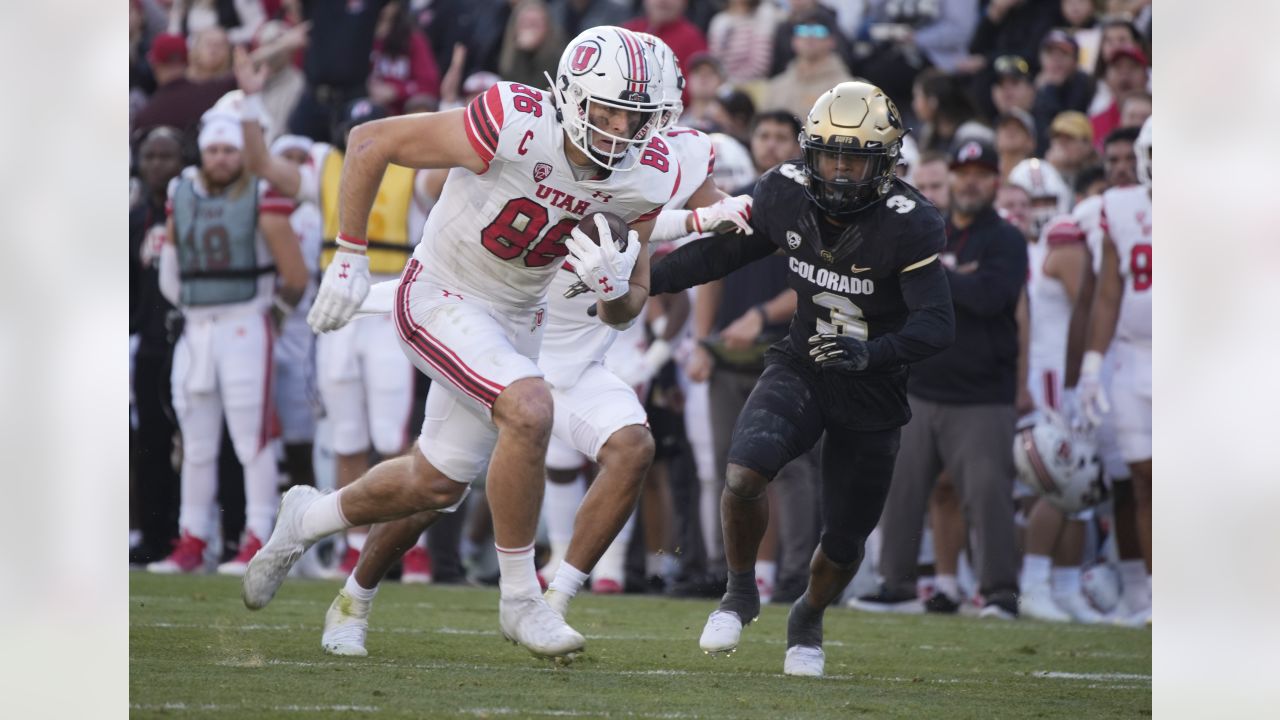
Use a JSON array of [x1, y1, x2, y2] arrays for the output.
[[234, 49, 436, 579], [147, 110, 309, 575], [1016, 216, 1107, 623], [242, 27, 679, 660], [1076, 117, 1152, 625], [313, 35, 753, 657]]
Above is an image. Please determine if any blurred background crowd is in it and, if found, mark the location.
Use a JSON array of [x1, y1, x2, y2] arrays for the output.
[[130, 0, 1152, 623]]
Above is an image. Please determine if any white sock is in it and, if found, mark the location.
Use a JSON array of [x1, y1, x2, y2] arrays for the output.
[[344, 572, 379, 602], [1052, 566, 1082, 596], [935, 574, 959, 600], [299, 490, 351, 542], [550, 561, 589, 597], [347, 531, 368, 552], [646, 552, 665, 577], [755, 560, 777, 588], [1021, 554, 1051, 590], [496, 542, 541, 598], [542, 475, 585, 575], [592, 513, 634, 584], [178, 455, 218, 542], [243, 447, 281, 541], [1119, 559, 1151, 609]]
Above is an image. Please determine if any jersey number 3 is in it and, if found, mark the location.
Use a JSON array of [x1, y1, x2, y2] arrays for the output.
[[813, 292, 869, 340], [481, 197, 577, 268]]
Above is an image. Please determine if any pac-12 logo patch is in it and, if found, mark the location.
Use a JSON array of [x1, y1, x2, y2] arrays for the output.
[[786, 230, 801, 249], [569, 41, 601, 74], [533, 162, 552, 183]]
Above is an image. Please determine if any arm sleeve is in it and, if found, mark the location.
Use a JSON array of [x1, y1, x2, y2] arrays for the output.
[[652, 209, 692, 243], [865, 258, 955, 369], [649, 230, 778, 295], [946, 227, 1028, 316]]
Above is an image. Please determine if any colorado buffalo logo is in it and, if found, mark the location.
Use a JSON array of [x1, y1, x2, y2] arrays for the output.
[[533, 162, 552, 183], [569, 42, 601, 74]]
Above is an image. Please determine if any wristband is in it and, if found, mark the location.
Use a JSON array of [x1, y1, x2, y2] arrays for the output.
[[240, 93, 266, 124], [1081, 350, 1104, 377], [336, 232, 368, 251]]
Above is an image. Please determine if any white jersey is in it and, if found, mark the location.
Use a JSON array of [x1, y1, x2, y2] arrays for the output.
[[540, 127, 713, 387], [1100, 186, 1152, 346], [1026, 221, 1083, 409], [414, 82, 681, 308]]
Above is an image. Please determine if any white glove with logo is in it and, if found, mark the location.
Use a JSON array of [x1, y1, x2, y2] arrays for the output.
[[1075, 350, 1111, 429], [307, 252, 371, 333], [691, 194, 753, 235], [564, 214, 639, 302]]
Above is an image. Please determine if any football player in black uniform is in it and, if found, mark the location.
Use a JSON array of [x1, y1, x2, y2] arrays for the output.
[[647, 81, 955, 677]]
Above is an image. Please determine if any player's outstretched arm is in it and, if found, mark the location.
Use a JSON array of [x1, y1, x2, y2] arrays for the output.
[[863, 257, 956, 368], [649, 228, 776, 295]]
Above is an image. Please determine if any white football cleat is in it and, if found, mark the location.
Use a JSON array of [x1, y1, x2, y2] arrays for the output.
[[499, 594, 585, 659], [1054, 590, 1107, 624], [544, 588, 570, 618], [243, 485, 322, 610], [1018, 584, 1071, 623], [699, 610, 744, 655], [1114, 606, 1152, 628], [322, 588, 371, 657], [784, 645, 825, 677]]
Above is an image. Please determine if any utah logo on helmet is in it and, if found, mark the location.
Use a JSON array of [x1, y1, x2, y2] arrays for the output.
[[800, 81, 906, 216]]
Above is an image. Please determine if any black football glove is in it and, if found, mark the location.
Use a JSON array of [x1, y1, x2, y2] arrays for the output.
[[808, 333, 870, 372]]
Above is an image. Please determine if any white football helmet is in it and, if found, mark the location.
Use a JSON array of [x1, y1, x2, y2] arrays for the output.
[[708, 133, 756, 193], [1081, 563, 1121, 614], [1008, 158, 1071, 237], [1012, 411, 1106, 513], [1135, 116, 1151, 188], [548, 27, 665, 171], [633, 32, 684, 132]]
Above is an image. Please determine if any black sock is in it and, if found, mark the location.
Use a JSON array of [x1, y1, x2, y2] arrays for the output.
[[717, 569, 760, 623], [787, 594, 824, 649]]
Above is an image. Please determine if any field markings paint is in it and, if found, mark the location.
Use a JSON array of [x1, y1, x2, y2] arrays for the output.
[[460, 708, 698, 719], [130, 703, 379, 713], [1031, 671, 1151, 682]]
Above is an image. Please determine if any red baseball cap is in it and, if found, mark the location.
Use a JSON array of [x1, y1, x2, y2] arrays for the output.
[[148, 33, 189, 66], [1106, 46, 1149, 68]]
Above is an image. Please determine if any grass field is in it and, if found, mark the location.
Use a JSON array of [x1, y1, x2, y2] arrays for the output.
[[130, 572, 1151, 719]]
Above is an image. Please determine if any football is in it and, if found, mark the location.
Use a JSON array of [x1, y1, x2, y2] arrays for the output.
[[576, 211, 630, 251]]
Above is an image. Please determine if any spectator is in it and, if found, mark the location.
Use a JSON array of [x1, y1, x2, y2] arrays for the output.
[[131, 0, 158, 111], [852, 138, 1027, 619], [1031, 30, 1094, 152], [1119, 90, 1151, 130], [624, 0, 710, 88], [996, 108, 1037, 179], [248, 20, 309, 144], [288, 0, 391, 143], [709, 88, 756, 147], [680, 52, 727, 132], [746, 109, 802, 175], [1099, 14, 1145, 61], [1087, 46, 1148, 148], [1101, 125, 1140, 188], [130, 127, 186, 566], [765, 13, 852, 123], [549, 0, 632, 42], [767, 0, 846, 78], [499, 0, 567, 90], [188, 26, 233, 82], [912, 150, 951, 212], [911, 69, 989, 155], [169, 0, 267, 46], [706, 0, 781, 86], [860, 0, 979, 109], [133, 33, 238, 138], [1045, 111, 1096, 188], [966, 0, 1064, 76], [990, 54, 1036, 118], [1073, 163, 1107, 200], [369, 0, 442, 115], [1061, 0, 1102, 72]]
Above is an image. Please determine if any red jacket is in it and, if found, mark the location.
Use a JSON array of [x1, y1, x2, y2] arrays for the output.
[[370, 32, 441, 114], [622, 17, 708, 106]]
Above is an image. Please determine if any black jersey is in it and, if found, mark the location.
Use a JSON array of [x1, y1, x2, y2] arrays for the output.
[[750, 161, 947, 362]]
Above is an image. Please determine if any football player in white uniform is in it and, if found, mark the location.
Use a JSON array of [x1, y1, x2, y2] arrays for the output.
[[234, 49, 435, 580], [310, 36, 753, 656], [147, 109, 309, 575], [241, 27, 678, 660], [1075, 117, 1152, 625]]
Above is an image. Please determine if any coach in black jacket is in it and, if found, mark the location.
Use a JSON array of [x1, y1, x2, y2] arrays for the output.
[[853, 139, 1028, 618]]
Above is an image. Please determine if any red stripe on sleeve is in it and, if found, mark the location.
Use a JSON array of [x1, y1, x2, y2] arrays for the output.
[[463, 107, 495, 173], [483, 84, 504, 133]]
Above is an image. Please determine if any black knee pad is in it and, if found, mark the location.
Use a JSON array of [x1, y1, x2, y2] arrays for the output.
[[819, 531, 865, 568]]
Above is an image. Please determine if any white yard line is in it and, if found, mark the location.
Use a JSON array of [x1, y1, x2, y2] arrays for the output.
[[459, 708, 698, 719], [1031, 671, 1151, 682], [130, 703, 379, 712]]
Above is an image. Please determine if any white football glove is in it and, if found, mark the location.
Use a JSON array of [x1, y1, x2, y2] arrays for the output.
[[691, 194, 753, 235], [610, 338, 672, 388], [307, 252, 371, 333], [564, 214, 639, 302], [1075, 350, 1111, 429]]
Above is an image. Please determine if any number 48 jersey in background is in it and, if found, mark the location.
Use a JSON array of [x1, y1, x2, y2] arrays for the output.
[[414, 82, 682, 307], [751, 160, 946, 359]]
